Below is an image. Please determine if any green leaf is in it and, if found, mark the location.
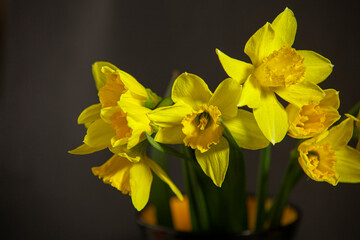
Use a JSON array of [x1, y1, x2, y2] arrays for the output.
[[220, 119, 248, 231], [145, 132, 190, 160], [182, 146, 210, 231], [267, 147, 303, 228], [149, 146, 173, 228]]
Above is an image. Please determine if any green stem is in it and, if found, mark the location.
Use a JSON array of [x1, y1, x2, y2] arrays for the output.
[[347, 100, 360, 116], [149, 147, 173, 228], [221, 119, 248, 231], [255, 145, 271, 231], [182, 146, 210, 232], [267, 148, 303, 228], [146, 132, 190, 160]]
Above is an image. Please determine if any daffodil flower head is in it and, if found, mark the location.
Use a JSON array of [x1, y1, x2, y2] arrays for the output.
[[148, 73, 269, 187], [69, 62, 162, 155], [92, 154, 183, 211], [93, 143, 183, 211], [287, 89, 340, 139], [216, 8, 333, 144], [253, 45, 306, 88], [298, 116, 360, 186], [182, 104, 224, 153]]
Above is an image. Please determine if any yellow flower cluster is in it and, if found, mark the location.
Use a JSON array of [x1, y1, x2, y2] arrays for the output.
[[70, 8, 360, 211]]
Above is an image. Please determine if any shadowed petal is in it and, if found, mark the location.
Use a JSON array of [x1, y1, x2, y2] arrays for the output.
[[84, 119, 114, 148], [224, 109, 269, 150], [78, 103, 101, 125], [195, 137, 229, 187], [238, 75, 262, 108], [129, 161, 153, 211], [335, 146, 360, 183]]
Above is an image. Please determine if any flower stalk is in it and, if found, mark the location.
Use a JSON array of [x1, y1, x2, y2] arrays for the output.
[[267, 148, 304, 228], [255, 145, 271, 231]]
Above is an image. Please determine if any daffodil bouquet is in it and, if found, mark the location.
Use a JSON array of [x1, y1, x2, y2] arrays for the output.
[[69, 8, 360, 234]]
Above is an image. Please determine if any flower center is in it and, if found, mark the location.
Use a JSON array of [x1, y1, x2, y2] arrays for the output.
[[304, 144, 338, 183], [181, 105, 223, 153], [253, 45, 306, 88], [293, 103, 326, 135], [198, 111, 211, 130]]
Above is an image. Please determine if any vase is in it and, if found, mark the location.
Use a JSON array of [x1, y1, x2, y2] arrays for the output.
[[137, 196, 301, 240]]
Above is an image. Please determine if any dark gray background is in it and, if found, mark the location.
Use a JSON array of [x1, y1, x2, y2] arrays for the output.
[[1, 0, 359, 239]]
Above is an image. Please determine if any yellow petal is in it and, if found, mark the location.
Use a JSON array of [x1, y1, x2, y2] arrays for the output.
[[253, 91, 288, 144], [320, 117, 354, 149], [274, 80, 325, 107], [129, 160, 153, 211], [78, 104, 101, 125], [171, 73, 212, 109], [335, 146, 360, 183], [195, 137, 229, 187], [120, 92, 153, 149], [216, 49, 254, 84], [68, 143, 105, 155], [209, 78, 242, 119], [109, 145, 142, 163], [244, 22, 285, 66], [297, 140, 339, 185], [238, 75, 262, 108], [92, 61, 120, 91], [224, 109, 269, 150], [320, 89, 340, 109], [154, 126, 185, 144], [117, 69, 148, 99], [297, 50, 333, 84], [147, 102, 192, 127], [92, 155, 132, 195], [271, 8, 297, 46], [145, 157, 183, 201], [100, 106, 121, 124], [285, 104, 301, 126], [84, 119, 115, 148]]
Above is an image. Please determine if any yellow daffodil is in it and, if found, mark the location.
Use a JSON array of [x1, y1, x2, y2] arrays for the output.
[[147, 73, 269, 187], [92, 151, 183, 211], [216, 8, 333, 144], [69, 62, 161, 156], [298, 116, 360, 185], [286, 89, 340, 139]]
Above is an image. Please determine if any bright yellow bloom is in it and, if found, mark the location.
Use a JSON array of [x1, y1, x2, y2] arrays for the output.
[[69, 62, 161, 156], [69, 62, 182, 210], [298, 116, 360, 185], [286, 89, 340, 139], [148, 73, 269, 187], [217, 8, 333, 144], [92, 150, 183, 211]]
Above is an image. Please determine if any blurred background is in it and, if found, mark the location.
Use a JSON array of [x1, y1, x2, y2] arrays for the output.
[[0, 0, 359, 239]]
